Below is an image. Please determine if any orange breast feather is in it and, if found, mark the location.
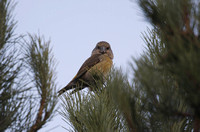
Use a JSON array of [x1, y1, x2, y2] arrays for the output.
[[89, 55, 112, 76]]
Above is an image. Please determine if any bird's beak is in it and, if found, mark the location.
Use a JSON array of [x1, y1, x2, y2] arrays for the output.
[[100, 46, 106, 54]]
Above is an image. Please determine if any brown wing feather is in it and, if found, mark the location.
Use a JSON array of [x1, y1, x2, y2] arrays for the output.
[[58, 54, 101, 96], [73, 54, 101, 80]]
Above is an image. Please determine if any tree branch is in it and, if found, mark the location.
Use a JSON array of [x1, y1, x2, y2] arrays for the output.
[[29, 96, 46, 132]]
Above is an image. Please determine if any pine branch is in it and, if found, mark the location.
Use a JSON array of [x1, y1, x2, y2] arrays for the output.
[[0, 0, 29, 131], [60, 79, 127, 132], [29, 97, 46, 132], [23, 34, 58, 132], [138, 1, 200, 131]]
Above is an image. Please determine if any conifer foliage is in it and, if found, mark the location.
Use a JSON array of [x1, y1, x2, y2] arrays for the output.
[[137, 0, 200, 131], [0, 0, 24, 131], [23, 34, 58, 132], [0, 0, 57, 131], [61, 0, 200, 131]]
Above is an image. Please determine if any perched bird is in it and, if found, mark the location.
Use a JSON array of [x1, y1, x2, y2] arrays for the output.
[[58, 41, 114, 96]]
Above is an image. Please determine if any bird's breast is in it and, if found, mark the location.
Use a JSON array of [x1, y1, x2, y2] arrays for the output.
[[89, 55, 113, 76]]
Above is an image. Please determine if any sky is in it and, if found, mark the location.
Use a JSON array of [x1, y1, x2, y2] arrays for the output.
[[14, 0, 150, 131]]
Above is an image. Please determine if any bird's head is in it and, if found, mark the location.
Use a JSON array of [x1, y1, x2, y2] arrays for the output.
[[91, 41, 114, 59]]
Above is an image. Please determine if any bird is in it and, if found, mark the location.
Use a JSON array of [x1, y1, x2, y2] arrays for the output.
[[58, 41, 114, 96]]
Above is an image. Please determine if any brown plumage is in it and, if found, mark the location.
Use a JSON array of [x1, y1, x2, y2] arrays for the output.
[[58, 41, 114, 96]]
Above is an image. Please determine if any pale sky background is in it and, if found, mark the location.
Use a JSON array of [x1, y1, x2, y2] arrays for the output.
[[15, 0, 150, 131]]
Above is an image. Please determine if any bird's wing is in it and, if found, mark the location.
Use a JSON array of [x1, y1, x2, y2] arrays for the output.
[[73, 54, 101, 81], [58, 54, 101, 96]]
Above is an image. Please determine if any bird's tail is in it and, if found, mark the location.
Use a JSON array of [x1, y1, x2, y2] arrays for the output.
[[58, 87, 68, 96], [58, 80, 88, 96], [58, 82, 75, 96]]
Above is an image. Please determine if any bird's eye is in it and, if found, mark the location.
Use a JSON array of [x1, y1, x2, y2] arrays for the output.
[[107, 47, 110, 50], [97, 46, 100, 49]]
